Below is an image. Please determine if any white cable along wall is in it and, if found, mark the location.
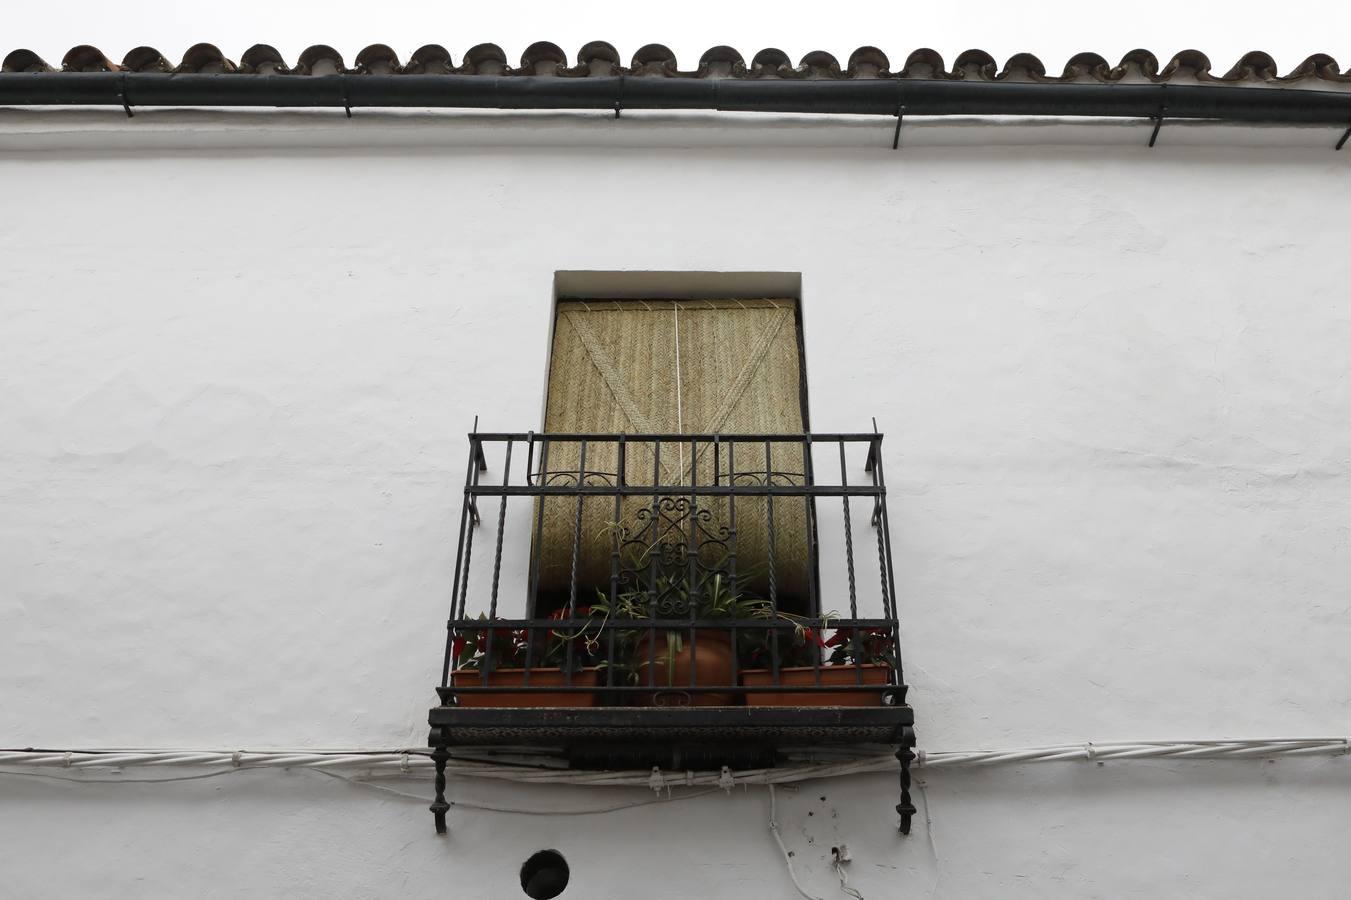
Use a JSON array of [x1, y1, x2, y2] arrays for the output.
[[3, 737, 1345, 897], [2, 738, 1346, 788]]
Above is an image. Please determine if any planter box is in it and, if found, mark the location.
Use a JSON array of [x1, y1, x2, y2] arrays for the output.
[[741, 664, 891, 707], [632, 631, 738, 706], [450, 667, 600, 708]]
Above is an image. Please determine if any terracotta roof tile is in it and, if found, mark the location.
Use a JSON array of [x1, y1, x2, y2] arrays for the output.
[[238, 44, 287, 74], [4, 44, 1346, 84], [404, 44, 453, 75]]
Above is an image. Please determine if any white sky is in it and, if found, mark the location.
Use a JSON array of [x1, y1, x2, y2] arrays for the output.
[[5, 0, 1349, 73]]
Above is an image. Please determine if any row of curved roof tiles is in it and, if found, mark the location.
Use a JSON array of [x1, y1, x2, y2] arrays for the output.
[[3, 43, 1351, 84]]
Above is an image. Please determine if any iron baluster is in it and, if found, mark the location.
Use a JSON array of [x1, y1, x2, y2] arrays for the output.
[[872, 434, 900, 633], [607, 437, 625, 689], [726, 441, 738, 587], [562, 440, 589, 684], [441, 435, 481, 688], [717, 437, 739, 695], [461, 436, 484, 687], [486, 439, 514, 687], [647, 440, 660, 692], [487, 439, 513, 619], [568, 440, 589, 614], [802, 435, 821, 688], [764, 440, 779, 681], [521, 438, 550, 687], [838, 440, 859, 615], [525, 438, 551, 610], [688, 436, 699, 692], [802, 434, 820, 619]]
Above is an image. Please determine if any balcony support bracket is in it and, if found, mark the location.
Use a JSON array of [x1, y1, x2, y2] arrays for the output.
[[429, 743, 451, 835], [895, 725, 917, 834]]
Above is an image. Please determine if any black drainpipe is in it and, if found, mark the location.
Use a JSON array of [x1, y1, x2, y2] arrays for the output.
[[2, 73, 1351, 127]]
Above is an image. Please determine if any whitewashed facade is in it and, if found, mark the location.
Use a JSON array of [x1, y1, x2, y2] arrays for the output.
[[2, 99, 1350, 898]]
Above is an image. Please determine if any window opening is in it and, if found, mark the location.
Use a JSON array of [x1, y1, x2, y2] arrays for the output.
[[532, 298, 816, 616]]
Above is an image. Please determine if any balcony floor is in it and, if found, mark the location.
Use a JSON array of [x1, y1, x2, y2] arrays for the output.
[[428, 704, 913, 767]]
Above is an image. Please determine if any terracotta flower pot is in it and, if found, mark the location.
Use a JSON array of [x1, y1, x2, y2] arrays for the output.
[[741, 664, 891, 707], [450, 667, 600, 708], [631, 631, 737, 706]]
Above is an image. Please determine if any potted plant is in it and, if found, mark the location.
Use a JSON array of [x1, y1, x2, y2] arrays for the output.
[[593, 564, 772, 707], [449, 611, 603, 708], [741, 623, 895, 707]]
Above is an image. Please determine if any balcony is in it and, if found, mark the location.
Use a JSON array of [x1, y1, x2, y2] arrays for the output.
[[428, 430, 916, 832]]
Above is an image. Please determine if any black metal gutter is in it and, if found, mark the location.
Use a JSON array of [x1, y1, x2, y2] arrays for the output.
[[2, 73, 1351, 125]]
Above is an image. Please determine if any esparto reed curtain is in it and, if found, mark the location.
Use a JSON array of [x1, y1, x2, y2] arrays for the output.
[[536, 299, 812, 611]]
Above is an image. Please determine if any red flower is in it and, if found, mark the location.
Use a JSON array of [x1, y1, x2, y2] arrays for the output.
[[825, 628, 851, 648], [826, 627, 891, 655]]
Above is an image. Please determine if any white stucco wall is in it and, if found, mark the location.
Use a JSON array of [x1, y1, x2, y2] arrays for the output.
[[1, 110, 1349, 898]]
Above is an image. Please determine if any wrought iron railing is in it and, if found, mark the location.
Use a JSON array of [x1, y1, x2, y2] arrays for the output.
[[428, 429, 917, 835], [436, 430, 906, 706]]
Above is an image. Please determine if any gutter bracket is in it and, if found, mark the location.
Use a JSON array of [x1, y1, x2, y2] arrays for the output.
[[891, 82, 905, 150], [118, 72, 133, 118], [341, 78, 352, 119], [1336, 125, 1351, 151], [1148, 86, 1166, 148]]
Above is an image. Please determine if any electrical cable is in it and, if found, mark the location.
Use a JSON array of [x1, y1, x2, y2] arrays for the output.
[[833, 857, 865, 900], [915, 779, 941, 898], [6, 738, 1344, 898], [0, 767, 254, 785], [7, 735, 1341, 900], [311, 768, 722, 816], [330, 767, 849, 895], [768, 784, 827, 900], [0, 737, 1345, 787]]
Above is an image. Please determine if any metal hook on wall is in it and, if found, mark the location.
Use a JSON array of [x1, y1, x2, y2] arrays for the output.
[[118, 71, 133, 118], [1148, 86, 1167, 148]]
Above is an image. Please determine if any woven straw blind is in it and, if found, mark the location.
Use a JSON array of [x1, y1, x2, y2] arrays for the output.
[[536, 299, 811, 610]]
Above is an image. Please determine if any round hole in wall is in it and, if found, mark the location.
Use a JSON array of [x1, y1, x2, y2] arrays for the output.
[[520, 849, 569, 899]]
